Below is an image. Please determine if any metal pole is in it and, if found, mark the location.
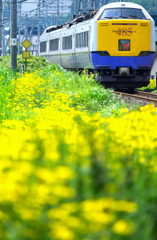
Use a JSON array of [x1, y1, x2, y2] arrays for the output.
[[74, 0, 76, 15], [38, 0, 40, 55], [29, 14, 37, 42], [57, 0, 59, 26], [18, 2, 21, 55], [5, 33, 10, 54], [92, 0, 93, 9], [93, 1, 95, 10], [10, 0, 17, 71], [79, 0, 83, 15], [46, 4, 48, 28], [81, 0, 83, 14], [25, 14, 27, 39], [0, 0, 2, 56], [2, 5, 4, 56]]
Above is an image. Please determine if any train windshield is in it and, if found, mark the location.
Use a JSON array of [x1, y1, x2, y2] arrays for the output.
[[100, 8, 147, 20]]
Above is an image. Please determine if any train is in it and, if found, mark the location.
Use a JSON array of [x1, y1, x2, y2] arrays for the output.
[[39, 2, 155, 90]]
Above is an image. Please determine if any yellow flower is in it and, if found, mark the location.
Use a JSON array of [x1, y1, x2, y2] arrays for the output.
[[50, 224, 74, 240], [120, 108, 129, 114], [112, 219, 134, 235]]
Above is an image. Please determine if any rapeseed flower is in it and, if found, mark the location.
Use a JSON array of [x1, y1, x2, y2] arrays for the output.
[[112, 219, 134, 235], [0, 70, 157, 239]]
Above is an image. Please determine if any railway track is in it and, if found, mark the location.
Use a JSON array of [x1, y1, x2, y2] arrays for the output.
[[114, 90, 157, 105]]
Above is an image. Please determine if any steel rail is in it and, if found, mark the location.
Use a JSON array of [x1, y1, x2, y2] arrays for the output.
[[135, 90, 157, 99], [114, 90, 157, 103]]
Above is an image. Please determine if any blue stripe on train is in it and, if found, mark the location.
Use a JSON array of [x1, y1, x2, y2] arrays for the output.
[[91, 52, 155, 70]]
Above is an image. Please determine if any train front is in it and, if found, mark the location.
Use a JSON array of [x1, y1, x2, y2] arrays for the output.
[[92, 3, 155, 89]]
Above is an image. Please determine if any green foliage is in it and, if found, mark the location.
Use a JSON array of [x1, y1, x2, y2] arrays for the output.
[[0, 56, 134, 118], [0, 55, 49, 73], [36, 64, 134, 116], [139, 79, 157, 92]]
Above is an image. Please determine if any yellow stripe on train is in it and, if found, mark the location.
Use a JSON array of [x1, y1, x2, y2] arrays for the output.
[[97, 19, 151, 56]]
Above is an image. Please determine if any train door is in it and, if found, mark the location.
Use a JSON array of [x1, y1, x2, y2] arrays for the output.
[[72, 29, 77, 69], [88, 25, 92, 64], [59, 32, 63, 67]]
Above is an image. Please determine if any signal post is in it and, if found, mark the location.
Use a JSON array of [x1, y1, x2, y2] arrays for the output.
[[21, 39, 32, 71]]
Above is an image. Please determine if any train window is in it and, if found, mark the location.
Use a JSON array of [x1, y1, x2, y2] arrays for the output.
[[85, 31, 88, 47], [62, 35, 72, 50], [40, 41, 46, 52], [100, 8, 147, 20], [80, 33, 83, 47], [50, 38, 59, 51], [76, 31, 89, 48]]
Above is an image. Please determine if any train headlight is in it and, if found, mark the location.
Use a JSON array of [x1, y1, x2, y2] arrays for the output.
[[98, 51, 110, 56], [138, 51, 150, 56]]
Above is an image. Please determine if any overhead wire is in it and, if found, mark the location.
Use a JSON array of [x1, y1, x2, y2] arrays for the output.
[[2, 0, 101, 29]]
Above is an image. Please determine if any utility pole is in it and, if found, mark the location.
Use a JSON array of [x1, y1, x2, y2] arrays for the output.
[[25, 14, 27, 39], [0, 0, 2, 56], [56, 0, 59, 26], [2, 5, 4, 56], [18, 2, 21, 55], [10, 0, 17, 71], [38, 0, 40, 55]]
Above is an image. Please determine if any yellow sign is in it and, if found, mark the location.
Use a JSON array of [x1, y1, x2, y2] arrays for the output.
[[22, 51, 30, 59], [21, 39, 32, 49]]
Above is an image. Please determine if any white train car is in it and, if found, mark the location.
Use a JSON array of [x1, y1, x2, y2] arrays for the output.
[[39, 2, 155, 89], [39, 17, 94, 69]]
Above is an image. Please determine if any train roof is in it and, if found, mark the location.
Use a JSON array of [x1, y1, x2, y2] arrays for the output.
[[103, 2, 144, 9], [41, 10, 97, 35], [41, 2, 152, 37], [96, 2, 151, 22]]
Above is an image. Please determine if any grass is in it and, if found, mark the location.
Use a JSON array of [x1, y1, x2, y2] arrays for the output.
[[0, 55, 139, 120], [36, 64, 139, 117], [0, 54, 49, 73]]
